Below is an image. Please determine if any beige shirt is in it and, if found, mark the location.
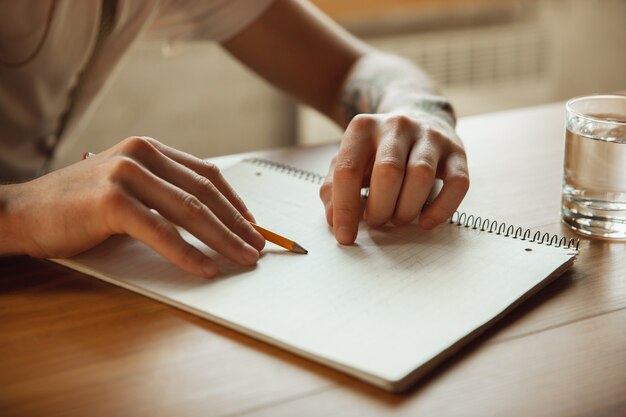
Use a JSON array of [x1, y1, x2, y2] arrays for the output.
[[0, 0, 274, 182]]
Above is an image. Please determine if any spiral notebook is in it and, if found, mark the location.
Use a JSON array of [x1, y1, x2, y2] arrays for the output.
[[53, 158, 578, 392]]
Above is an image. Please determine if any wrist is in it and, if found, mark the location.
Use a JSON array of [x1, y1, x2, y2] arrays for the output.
[[379, 91, 457, 127], [0, 183, 29, 255]]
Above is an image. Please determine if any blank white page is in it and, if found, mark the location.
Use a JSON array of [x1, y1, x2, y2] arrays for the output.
[[53, 159, 577, 392]]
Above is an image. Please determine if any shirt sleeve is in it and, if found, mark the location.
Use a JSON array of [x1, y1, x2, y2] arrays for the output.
[[144, 0, 275, 44]]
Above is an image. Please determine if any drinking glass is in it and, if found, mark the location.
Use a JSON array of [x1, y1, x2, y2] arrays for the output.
[[562, 94, 626, 240]]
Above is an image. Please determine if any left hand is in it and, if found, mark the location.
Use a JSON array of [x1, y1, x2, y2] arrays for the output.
[[319, 112, 469, 244]]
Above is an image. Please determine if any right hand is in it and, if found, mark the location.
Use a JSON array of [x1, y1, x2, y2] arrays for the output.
[[3, 136, 265, 277]]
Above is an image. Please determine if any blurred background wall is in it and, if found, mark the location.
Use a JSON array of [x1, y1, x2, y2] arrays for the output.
[[51, 0, 626, 169]]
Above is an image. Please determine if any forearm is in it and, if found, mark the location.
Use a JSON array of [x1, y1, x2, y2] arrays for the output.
[[0, 184, 26, 255], [224, 0, 467, 244], [1, 136, 267, 276], [334, 52, 456, 128]]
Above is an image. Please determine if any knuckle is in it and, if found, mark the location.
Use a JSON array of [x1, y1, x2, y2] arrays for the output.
[[448, 140, 467, 154], [200, 161, 221, 178], [375, 159, 404, 182], [334, 205, 357, 220], [386, 114, 413, 132], [349, 114, 376, 131], [193, 173, 214, 191], [120, 136, 156, 158], [231, 211, 248, 231], [407, 160, 436, 181], [151, 219, 177, 243], [333, 160, 360, 181], [180, 193, 205, 218], [141, 136, 159, 146], [422, 126, 447, 143], [424, 126, 446, 142], [448, 172, 470, 194], [108, 157, 141, 183]]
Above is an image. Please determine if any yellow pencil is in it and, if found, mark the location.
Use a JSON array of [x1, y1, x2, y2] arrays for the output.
[[249, 222, 308, 254]]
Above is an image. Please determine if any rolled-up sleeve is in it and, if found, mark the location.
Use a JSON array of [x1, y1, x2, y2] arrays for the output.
[[145, 0, 275, 43]]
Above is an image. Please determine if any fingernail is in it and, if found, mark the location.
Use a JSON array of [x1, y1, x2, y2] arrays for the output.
[[243, 244, 260, 264], [421, 217, 435, 230], [245, 210, 256, 223], [337, 226, 355, 244]]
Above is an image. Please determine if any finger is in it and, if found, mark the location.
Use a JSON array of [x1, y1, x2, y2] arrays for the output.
[[332, 117, 375, 244], [419, 151, 469, 229], [106, 190, 218, 278], [140, 137, 257, 223], [113, 157, 260, 267], [320, 156, 338, 226], [320, 155, 374, 228], [365, 125, 413, 227], [117, 137, 264, 251], [392, 134, 442, 225]]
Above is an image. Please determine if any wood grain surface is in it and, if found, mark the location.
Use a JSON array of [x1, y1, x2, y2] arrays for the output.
[[1, 103, 625, 417]]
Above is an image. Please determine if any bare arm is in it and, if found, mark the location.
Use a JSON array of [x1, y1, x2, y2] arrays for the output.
[[336, 53, 456, 127], [0, 137, 266, 277], [0, 184, 22, 255], [224, 0, 468, 243]]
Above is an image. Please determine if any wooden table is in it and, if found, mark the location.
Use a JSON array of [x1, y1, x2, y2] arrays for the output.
[[1, 103, 625, 416]]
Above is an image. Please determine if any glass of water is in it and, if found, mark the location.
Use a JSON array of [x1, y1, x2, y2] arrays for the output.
[[562, 94, 626, 240]]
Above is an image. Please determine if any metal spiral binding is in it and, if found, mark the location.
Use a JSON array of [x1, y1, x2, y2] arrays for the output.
[[245, 158, 325, 185], [244, 161, 581, 251], [449, 211, 580, 250]]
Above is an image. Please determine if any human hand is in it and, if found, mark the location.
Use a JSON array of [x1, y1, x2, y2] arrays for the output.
[[319, 112, 469, 244], [6, 137, 265, 277]]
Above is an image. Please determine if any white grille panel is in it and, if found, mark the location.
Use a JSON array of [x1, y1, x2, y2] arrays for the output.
[[370, 23, 553, 88]]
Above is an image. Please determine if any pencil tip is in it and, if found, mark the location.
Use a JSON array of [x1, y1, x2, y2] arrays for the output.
[[292, 243, 308, 254]]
